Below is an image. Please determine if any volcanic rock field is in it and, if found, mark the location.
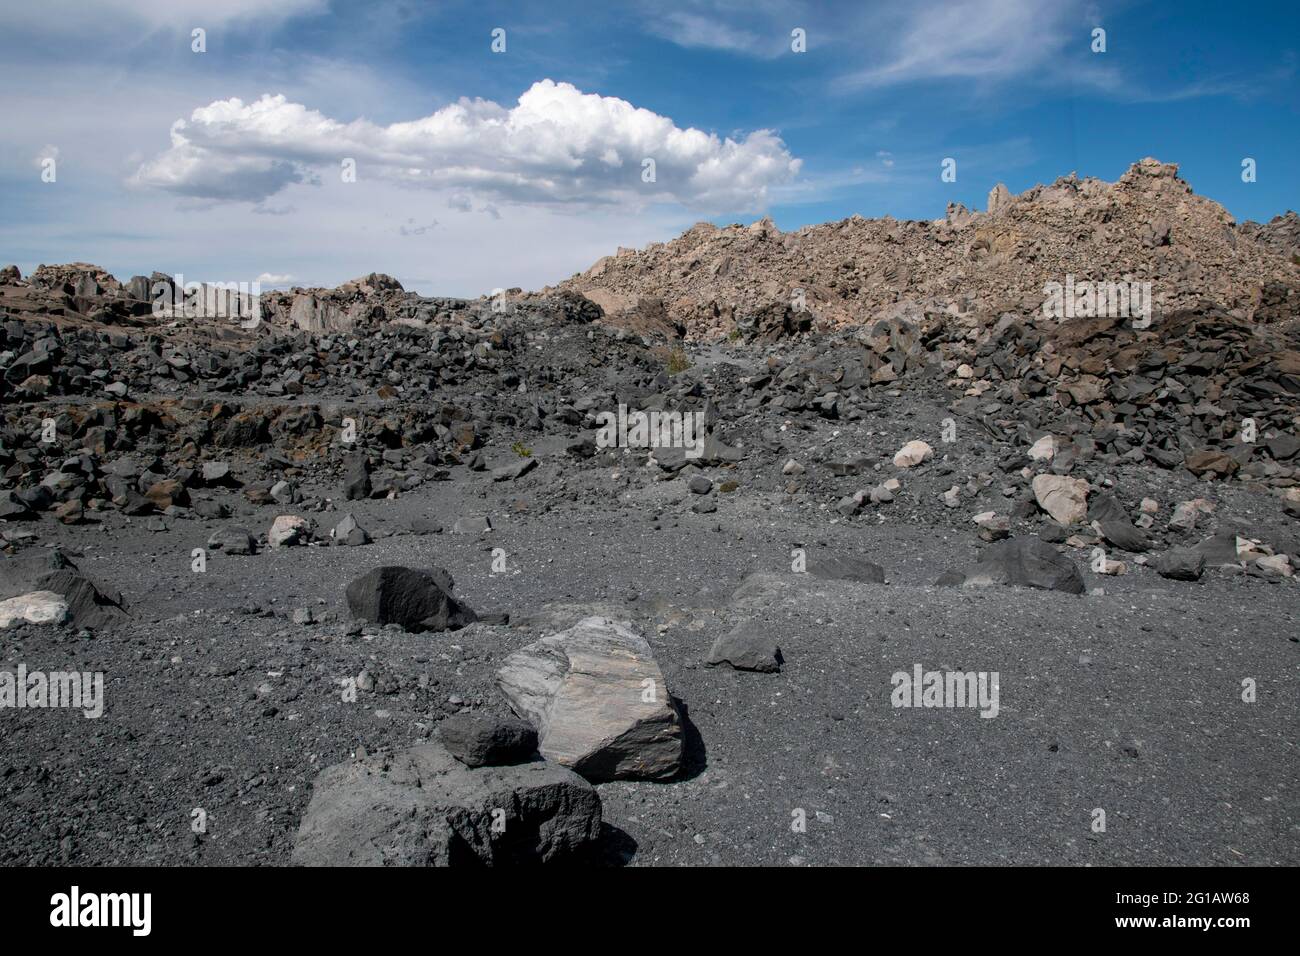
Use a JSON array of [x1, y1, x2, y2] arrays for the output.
[[1, 160, 1298, 866]]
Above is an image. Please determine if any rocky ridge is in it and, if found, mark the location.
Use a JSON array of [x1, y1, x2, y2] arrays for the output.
[[554, 158, 1299, 341]]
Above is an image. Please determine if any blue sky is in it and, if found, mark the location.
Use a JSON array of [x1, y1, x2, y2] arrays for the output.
[[1, 0, 1296, 296]]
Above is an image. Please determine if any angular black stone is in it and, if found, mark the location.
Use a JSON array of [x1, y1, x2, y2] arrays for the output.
[[439, 714, 538, 767], [345, 566, 476, 633]]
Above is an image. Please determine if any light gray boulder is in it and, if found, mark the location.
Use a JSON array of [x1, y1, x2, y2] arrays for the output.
[[497, 617, 682, 782]]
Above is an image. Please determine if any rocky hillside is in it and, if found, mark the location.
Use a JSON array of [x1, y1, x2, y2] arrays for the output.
[[553, 158, 1300, 341]]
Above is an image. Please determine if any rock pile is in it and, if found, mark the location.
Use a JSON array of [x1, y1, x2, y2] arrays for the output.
[[555, 159, 1298, 340]]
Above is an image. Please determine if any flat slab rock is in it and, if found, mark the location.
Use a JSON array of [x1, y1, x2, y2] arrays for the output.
[[807, 553, 886, 584], [496, 616, 683, 782], [291, 742, 601, 866], [706, 625, 783, 673]]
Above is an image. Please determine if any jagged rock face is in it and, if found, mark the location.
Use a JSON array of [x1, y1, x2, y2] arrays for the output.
[[287, 293, 350, 333], [554, 158, 1299, 341], [1239, 211, 1300, 264], [26, 263, 122, 294], [336, 272, 404, 296]]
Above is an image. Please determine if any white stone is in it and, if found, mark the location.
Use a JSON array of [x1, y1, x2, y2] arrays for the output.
[[893, 440, 933, 468], [1028, 435, 1057, 461], [268, 514, 311, 548], [0, 591, 69, 628], [1031, 474, 1090, 525]]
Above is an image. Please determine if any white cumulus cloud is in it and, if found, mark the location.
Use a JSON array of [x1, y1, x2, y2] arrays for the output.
[[130, 80, 801, 212]]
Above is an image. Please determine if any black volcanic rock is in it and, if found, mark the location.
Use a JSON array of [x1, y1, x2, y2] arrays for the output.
[[1098, 519, 1151, 553], [706, 625, 783, 672], [342, 452, 371, 501], [1155, 548, 1206, 581], [0, 548, 127, 629], [344, 566, 476, 632], [957, 537, 1086, 594], [438, 713, 538, 767]]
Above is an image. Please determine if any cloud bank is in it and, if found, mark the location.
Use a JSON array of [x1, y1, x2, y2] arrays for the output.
[[131, 79, 801, 211]]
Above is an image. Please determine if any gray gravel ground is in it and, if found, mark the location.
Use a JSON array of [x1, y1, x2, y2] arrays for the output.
[[2, 467, 1296, 866]]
